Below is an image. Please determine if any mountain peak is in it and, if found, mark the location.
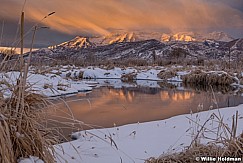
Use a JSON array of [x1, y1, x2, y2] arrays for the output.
[[161, 32, 197, 42], [102, 32, 138, 44], [49, 36, 95, 50], [206, 31, 234, 42], [161, 31, 234, 42]]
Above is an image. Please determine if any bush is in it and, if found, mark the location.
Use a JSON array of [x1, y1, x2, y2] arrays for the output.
[[157, 70, 177, 80], [182, 70, 237, 86]]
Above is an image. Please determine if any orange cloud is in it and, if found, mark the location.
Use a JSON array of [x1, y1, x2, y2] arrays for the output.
[[1, 0, 243, 35]]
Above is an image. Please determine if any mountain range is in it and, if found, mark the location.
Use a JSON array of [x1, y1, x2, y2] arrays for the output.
[[48, 31, 234, 50], [30, 31, 242, 65]]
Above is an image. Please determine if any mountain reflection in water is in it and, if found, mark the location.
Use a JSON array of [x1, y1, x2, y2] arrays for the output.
[[46, 86, 243, 137]]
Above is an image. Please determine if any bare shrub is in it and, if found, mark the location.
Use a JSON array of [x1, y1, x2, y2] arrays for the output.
[[121, 73, 137, 82], [240, 77, 243, 85], [157, 70, 177, 80], [78, 71, 84, 79], [182, 70, 237, 86], [65, 72, 71, 78]]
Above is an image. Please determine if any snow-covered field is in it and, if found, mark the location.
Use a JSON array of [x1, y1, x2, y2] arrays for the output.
[[0, 66, 190, 98], [52, 104, 243, 163], [0, 46, 38, 54], [2, 65, 240, 98], [19, 104, 243, 163], [1, 66, 242, 163]]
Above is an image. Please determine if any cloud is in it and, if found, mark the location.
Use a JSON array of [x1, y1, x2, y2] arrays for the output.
[[1, 0, 243, 36]]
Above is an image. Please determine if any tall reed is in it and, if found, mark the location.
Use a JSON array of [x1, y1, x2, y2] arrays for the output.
[[0, 11, 56, 163]]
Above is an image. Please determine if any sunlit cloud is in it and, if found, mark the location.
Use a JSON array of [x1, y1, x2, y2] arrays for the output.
[[1, 0, 243, 36]]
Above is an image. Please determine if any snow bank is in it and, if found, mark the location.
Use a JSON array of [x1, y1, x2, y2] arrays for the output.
[[0, 71, 92, 97], [54, 105, 243, 163], [18, 156, 44, 163], [1, 66, 242, 98]]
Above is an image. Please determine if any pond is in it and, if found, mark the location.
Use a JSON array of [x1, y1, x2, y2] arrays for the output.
[[45, 80, 243, 140]]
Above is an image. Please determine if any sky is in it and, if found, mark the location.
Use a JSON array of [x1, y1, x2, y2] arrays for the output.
[[0, 0, 243, 47]]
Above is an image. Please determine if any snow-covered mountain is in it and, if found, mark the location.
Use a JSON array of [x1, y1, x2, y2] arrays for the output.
[[99, 31, 165, 45], [103, 32, 138, 44], [102, 31, 234, 44], [49, 31, 235, 51], [32, 39, 167, 63], [161, 32, 197, 42], [161, 32, 234, 42], [31, 37, 243, 66], [49, 36, 95, 50], [29, 30, 242, 65], [206, 32, 234, 42], [49, 32, 139, 49], [217, 38, 243, 51]]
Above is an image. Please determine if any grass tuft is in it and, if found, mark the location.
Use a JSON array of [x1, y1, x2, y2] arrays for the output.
[[146, 111, 243, 163], [182, 70, 237, 86], [0, 91, 56, 163]]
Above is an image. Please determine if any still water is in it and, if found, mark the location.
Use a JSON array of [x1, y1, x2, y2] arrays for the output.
[[46, 85, 243, 138]]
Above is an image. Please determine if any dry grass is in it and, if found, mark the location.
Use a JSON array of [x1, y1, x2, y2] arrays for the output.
[[146, 144, 223, 163], [147, 133, 243, 163], [0, 59, 57, 162], [0, 92, 56, 163], [183, 83, 236, 94], [0, 11, 57, 163], [157, 81, 177, 89], [74, 71, 84, 80], [121, 72, 137, 82], [65, 72, 71, 78], [240, 77, 243, 85], [65, 70, 84, 80], [76, 71, 84, 80], [182, 70, 237, 86], [43, 83, 53, 89], [103, 64, 115, 70], [146, 111, 243, 163], [157, 70, 177, 80]]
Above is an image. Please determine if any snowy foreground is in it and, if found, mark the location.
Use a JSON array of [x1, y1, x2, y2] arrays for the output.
[[56, 104, 243, 163], [19, 104, 243, 163], [1, 66, 241, 163]]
